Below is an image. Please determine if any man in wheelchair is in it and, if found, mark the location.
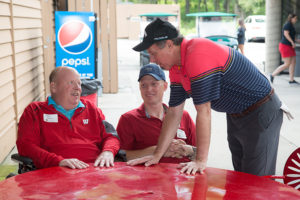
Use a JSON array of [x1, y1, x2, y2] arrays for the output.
[[15, 66, 120, 171]]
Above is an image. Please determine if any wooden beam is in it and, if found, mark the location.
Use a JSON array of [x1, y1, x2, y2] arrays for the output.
[[108, 0, 118, 93], [99, 0, 109, 93], [41, 0, 54, 97]]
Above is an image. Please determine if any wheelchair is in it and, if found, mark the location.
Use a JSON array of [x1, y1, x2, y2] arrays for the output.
[[6, 120, 126, 178]]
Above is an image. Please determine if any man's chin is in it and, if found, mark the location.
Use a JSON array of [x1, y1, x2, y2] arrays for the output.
[[70, 99, 80, 107], [160, 65, 171, 71]]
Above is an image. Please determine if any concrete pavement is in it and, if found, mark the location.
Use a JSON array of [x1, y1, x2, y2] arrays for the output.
[[100, 39, 300, 176]]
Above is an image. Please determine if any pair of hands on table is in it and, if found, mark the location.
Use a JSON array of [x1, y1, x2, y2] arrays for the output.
[[127, 139, 206, 175], [58, 151, 114, 169], [127, 154, 206, 175]]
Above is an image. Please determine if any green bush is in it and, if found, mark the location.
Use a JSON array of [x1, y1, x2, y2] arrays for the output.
[[179, 20, 196, 37]]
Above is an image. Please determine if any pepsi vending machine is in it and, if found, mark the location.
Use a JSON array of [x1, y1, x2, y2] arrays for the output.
[[55, 11, 97, 79], [55, 11, 101, 106]]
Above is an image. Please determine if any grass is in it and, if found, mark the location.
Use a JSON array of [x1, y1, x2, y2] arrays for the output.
[[180, 26, 196, 37], [0, 165, 18, 181], [179, 20, 196, 37]]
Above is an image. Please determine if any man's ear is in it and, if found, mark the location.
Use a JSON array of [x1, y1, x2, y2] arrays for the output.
[[50, 82, 56, 94], [163, 81, 168, 91], [166, 40, 173, 49]]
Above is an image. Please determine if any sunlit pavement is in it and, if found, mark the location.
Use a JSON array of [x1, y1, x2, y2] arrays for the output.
[[244, 41, 266, 72]]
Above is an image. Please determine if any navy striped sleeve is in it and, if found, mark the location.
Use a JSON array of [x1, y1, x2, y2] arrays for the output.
[[190, 70, 222, 105], [169, 83, 190, 107]]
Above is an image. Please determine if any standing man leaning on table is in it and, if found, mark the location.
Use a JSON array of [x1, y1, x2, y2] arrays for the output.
[[17, 66, 120, 169], [117, 64, 196, 163], [128, 18, 284, 176]]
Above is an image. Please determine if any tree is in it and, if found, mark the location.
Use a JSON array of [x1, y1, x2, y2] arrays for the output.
[[197, 0, 201, 11], [234, 0, 244, 18], [121, 0, 265, 26], [223, 0, 230, 12], [214, 0, 220, 11], [185, 0, 190, 14], [203, 0, 208, 11], [237, 0, 265, 16]]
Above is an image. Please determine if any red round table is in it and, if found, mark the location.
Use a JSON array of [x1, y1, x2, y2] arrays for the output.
[[1, 162, 300, 199]]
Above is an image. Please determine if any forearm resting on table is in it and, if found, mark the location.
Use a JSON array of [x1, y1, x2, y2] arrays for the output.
[[126, 141, 196, 161], [125, 146, 157, 161]]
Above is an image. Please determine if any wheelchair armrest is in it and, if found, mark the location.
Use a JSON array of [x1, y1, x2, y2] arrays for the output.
[[11, 153, 36, 174], [114, 149, 127, 162], [102, 120, 118, 137], [11, 153, 34, 166]]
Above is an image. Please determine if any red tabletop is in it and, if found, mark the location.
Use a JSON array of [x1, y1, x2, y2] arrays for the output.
[[1, 162, 300, 199]]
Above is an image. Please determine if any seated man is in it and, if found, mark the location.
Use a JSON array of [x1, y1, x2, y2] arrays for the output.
[[17, 66, 120, 169], [117, 64, 196, 163]]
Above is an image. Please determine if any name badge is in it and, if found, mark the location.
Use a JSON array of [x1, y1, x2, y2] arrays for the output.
[[43, 114, 58, 123], [177, 129, 187, 139]]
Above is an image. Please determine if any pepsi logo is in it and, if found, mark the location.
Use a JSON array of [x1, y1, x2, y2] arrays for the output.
[[58, 20, 92, 55]]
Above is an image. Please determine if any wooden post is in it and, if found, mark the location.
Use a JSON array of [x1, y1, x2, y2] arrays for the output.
[[108, 0, 118, 93], [41, 0, 55, 97], [66, 0, 118, 93], [99, 0, 109, 93]]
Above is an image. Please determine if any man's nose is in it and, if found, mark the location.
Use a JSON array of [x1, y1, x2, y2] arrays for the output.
[[74, 82, 81, 90]]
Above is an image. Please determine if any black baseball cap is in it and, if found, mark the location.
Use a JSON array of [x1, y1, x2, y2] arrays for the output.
[[133, 18, 179, 52], [138, 64, 166, 81]]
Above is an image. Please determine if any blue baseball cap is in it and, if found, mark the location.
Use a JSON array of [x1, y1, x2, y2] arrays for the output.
[[138, 64, 166, 81]]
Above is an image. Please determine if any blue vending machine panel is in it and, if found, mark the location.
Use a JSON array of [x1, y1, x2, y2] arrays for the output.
[[55, 11, 96, 79]]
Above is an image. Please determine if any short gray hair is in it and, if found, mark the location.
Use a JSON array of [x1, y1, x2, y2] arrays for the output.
[[49, 67, 62, 83], [155, 35, 184, 49]]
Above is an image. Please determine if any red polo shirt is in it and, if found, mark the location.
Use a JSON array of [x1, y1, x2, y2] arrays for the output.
[[168, 38, 271, 113], [116, 104, 196, 163]]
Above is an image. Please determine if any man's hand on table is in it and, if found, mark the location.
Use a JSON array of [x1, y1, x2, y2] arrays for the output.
[[94, 151, 114, 167], [178, 160, 207, 175], [127, 154, 160, 167], [59, 159, 89, 169]]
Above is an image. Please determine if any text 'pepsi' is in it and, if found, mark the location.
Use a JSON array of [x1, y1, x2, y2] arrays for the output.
[[61, 57, 90, 67], [55, 12, 96, 78]]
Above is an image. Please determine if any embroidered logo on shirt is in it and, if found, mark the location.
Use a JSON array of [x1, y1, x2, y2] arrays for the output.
[[83, 119, 89, 125], [43, 114, 58, 123]]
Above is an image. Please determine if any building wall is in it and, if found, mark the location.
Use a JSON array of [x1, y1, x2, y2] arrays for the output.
[[117, 3, 180, 40], [265, 0, 281, 73], [281, 0, 300, 32], [0, 0, 47, 162], [265, 0, 300, 73], [0, 0, 118, 162]]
